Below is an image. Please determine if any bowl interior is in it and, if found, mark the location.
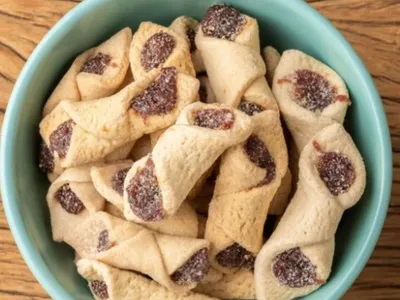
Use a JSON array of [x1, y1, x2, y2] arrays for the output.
[[1, 0, 391, 299]]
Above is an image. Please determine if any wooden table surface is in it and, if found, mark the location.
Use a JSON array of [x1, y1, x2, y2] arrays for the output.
[[0, 0, 399, 299]]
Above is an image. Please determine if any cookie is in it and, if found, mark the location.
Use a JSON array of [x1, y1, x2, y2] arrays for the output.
[[272, 49, 350, 152], [122, 102, 253, 221], [130, 22, 195, 79], [254, 123, 366, 300], [43, 27, 132, 116], [91, 161, 199, 237], [46, 164, 105, 241]]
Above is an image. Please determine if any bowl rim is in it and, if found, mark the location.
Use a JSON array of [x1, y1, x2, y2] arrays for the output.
[[0, 0, 392, 299]]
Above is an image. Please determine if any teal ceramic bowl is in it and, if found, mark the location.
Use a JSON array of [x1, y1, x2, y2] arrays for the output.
[[0, 0, 392, 299]]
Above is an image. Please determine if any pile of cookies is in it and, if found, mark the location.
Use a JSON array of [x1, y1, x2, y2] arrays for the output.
[[38, 4, 366, 300]]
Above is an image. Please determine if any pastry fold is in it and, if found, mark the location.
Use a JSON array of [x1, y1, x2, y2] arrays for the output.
[[206, 110, 288, 273], [39, 67, 199, 168], [254, 123, 366, 300], [149, 125, 216, 205], [91, 161, 199, 238], [272, 49, 350, 152], [195, 5, 289, 274], [150, 131, 215, 206], [65, 212, 210, 293], [46, 165, 105, 241], [130, 22, 195, 79], [77, 259, 217, 300], [196, 5, 290, 220], [123, 102, 253, 221], [170, 16, 205, 73], [196, 5, 276, 111], [43, 27, 132, 115]]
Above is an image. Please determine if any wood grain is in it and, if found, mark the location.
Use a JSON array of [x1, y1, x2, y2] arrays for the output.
[[0, 0, 399, 299]]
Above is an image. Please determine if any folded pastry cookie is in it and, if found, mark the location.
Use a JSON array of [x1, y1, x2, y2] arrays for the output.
[[122, 153, 213, 233], [91, 161, 199, 237], [66, 212, 210, 293], [206, 110, 288, 274], [47, 165, 105, 242], [170, 16, 205, 73], [77, 259, 217, 300], [130, 22, 195, 80], [39, 67, 199, 168], [254, 123, 366, 300], [263, 46, 281, 87], [273, 49, 350, 152], [195, 269, 255, 300], [122, 102, 253, 221], [43, 27, 132, 115], [196, 4, 277, 111]]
